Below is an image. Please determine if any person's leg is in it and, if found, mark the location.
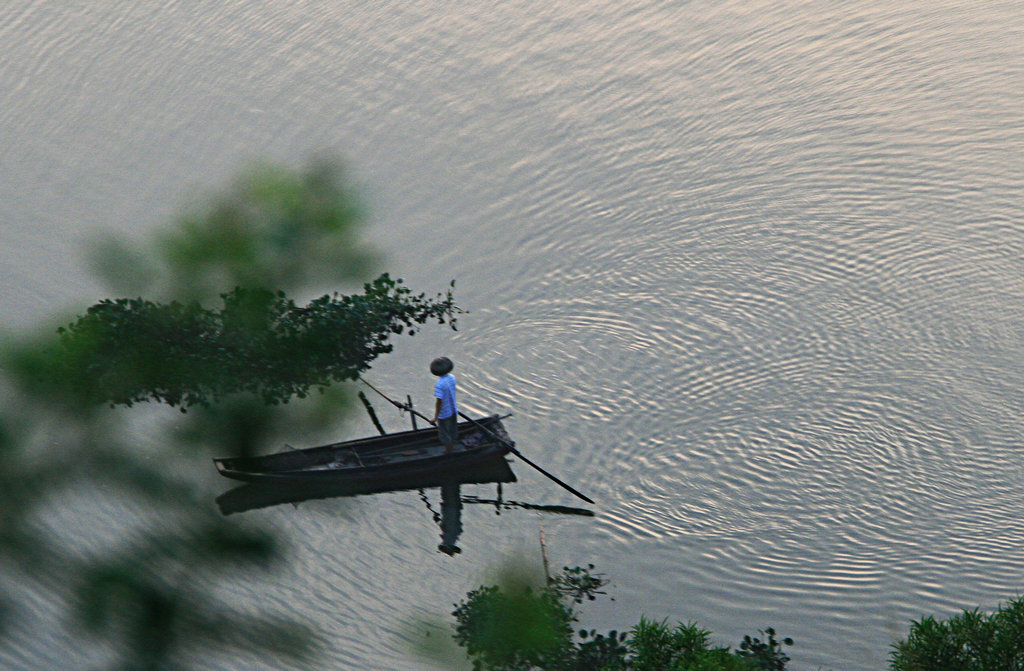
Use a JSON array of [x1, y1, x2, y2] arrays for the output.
[[438, 415, 458, 453]]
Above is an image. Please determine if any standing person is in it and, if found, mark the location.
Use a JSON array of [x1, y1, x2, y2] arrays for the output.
[[430, 356, 458, 453]]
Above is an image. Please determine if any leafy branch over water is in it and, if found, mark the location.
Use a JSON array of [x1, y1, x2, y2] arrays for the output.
[[18, 274, 459, 409]]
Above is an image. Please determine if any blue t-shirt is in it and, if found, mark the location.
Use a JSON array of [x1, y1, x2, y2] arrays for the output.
[[433, 374, 457, 419]]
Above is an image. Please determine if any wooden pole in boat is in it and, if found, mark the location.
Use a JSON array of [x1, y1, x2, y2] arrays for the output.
[[357, 391, 387, 436], [358, 378, 595, 505]]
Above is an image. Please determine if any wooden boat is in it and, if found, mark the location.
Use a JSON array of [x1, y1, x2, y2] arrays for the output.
[[213, 414, 516, 486], [216, 467, 515, 516]]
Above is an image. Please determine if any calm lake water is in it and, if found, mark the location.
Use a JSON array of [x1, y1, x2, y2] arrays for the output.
[[3, 1, 1024, 669]]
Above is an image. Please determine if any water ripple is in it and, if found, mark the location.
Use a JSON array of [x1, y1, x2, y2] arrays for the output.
[[4, 2, 1024, 670]]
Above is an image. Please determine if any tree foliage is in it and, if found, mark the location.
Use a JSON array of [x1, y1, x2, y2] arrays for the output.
[[449, 564, 793, 671], [453, 582, 575, 671], [626, 618, 749, 671], [19, 274, 458, 409], [890, 597, 1024, 671]]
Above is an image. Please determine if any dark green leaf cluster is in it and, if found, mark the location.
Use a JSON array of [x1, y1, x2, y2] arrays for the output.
[[890, 597, 1024, 671], [450, 565, 793, 671], [737, 628, 793, 670], [453, 583, 575, 671], [28, 273, 460, 409], [575, 628, 629, 671], [626, 618, 752, 671]]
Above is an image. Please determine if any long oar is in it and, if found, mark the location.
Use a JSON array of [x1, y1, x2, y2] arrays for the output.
[[359, 379, 594, 505], [455, 410, 594, 505]]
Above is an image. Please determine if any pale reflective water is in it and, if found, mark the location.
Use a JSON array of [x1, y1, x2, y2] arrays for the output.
[[3, 2, 1024, 669]]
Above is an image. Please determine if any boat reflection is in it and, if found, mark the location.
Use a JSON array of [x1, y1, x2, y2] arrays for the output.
[[216, 473, 592, 556]]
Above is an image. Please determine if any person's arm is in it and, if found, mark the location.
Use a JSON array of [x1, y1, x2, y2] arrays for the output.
[[432, 397, 442, 424]]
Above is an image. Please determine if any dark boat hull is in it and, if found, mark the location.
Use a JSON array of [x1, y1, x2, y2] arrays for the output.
[[216, 462, 516, 515], [213, 415, 515, 486]]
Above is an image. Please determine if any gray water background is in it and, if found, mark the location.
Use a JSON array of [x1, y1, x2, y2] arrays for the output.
[[2, 2, 1024, 669]]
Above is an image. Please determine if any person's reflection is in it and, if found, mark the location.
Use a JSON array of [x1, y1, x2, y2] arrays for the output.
[[438, 482, 463, 555]]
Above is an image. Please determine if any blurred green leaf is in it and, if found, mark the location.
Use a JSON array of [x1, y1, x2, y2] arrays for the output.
[[0, 158, 443, 669], [157, 157, 374, 300]]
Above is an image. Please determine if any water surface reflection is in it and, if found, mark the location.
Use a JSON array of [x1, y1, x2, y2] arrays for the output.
[[218, 476, 593, 557]]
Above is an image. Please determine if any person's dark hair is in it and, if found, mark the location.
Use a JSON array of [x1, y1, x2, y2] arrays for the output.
[[430, 356, 454, 376]]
